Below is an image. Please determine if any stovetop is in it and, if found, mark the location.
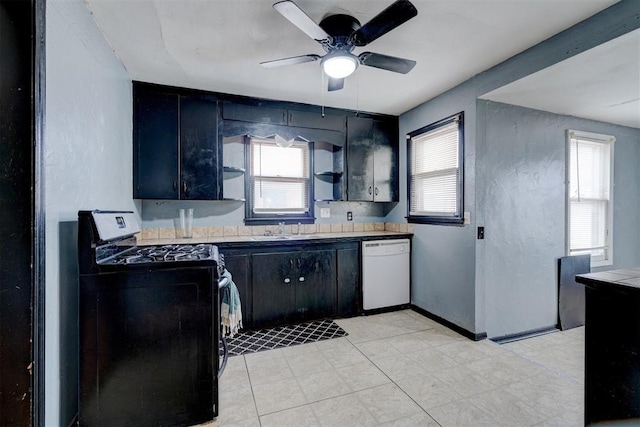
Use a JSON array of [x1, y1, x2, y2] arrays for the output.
[[99, 244, 217, 265], [78, 210, 220, 274]]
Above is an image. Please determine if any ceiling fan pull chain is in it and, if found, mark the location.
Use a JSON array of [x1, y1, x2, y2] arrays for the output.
[[321, 67, 325, 117], [356, 75, 360, 117]]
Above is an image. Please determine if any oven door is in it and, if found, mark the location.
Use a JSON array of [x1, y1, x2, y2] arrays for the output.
[[79, 267, 218, 426]]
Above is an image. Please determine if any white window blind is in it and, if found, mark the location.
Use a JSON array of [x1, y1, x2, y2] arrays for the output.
[[567, 130, 614, 265], [409, 119, 461, 217], [250, 137, 310, 214]]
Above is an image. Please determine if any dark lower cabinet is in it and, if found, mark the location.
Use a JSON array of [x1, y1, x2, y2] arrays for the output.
[[222, 251, 252, 327], [252, 249, 336, 328], [217, 241, 362, 330], [337, 244, 360, 316]]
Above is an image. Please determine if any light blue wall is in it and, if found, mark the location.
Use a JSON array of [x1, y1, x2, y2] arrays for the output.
[[45, 0, 134, 424], [140, 200, 386, 228], [478, 101, 640, 338], [391, 0, 639, 335]]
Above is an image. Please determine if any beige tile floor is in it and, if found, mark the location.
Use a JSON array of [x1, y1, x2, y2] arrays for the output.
[[203, 310, 584, 427]]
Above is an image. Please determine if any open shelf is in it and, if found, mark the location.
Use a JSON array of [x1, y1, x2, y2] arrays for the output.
[[314, 171, 343, 181], [223, 166, 246, 176]]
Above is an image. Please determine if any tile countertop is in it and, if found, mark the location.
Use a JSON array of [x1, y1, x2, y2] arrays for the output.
[[575, 267, 640, 292], [136, 231, 413, 247]]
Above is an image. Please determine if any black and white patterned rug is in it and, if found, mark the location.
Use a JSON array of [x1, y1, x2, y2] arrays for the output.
[[221, 319, 348, 356]]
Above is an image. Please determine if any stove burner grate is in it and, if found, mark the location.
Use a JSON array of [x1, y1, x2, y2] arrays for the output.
[[105, 244, 216, 265]]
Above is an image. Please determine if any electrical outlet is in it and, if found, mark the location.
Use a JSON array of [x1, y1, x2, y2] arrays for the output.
[[347, 212, 353, 221], [477, 226, 485, 240], [320, 208, 330, 218]]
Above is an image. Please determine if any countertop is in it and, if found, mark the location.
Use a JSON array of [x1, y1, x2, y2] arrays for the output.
[[575, 267, 640, 292], [137, 231, 413, 248]]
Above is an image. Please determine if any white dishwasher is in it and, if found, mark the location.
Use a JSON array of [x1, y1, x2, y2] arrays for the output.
[[362, 239, 410, 310]]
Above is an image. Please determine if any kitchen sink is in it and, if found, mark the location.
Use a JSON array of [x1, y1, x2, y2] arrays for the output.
[[250, 234, 312, 241], [251, 235, 290, 241]]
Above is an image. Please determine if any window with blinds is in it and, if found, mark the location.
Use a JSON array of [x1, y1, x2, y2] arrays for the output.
[[248, 136, 311, 220], [567, 130, 614, 266], [407, 113, 464, 224]]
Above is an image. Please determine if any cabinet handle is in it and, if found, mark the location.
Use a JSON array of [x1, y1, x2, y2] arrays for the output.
[[182, 181, 187, 193], [375, 187, 379, 196], [284, 278, 291, 284], [298, 277, 305, 282], [297, 258, 301, 268], [368, 186, 373, 195], [173, 181, 177, 191]]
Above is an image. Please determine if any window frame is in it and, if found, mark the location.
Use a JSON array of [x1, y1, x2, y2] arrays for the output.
[[565, 129, 615, 267], [406, 112, 464, 225], [244, 135, 315, 225]]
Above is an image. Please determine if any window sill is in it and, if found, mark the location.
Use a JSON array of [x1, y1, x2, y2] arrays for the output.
[[407, 216, 464, 226], [244, 217, 315, 226], [591, 258, 613, 268]]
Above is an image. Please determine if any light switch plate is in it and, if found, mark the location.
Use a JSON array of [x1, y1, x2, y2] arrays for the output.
[[464, 211, 470, 224], [320, 208, 330, 218]]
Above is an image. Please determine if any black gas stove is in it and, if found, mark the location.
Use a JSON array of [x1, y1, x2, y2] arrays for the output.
[[77, 210, 219, 426]]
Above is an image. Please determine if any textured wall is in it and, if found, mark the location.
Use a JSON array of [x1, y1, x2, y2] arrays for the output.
[[393, 1, 638, 335], [478, 102, 567, 338], [140, 200, 386, 228], [478, 101, 640, 338], [45, 1, 134, 424], [393, 95, 478, 333]]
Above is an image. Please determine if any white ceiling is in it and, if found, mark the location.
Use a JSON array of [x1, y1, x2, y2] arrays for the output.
[[482, 29, 640, 129], [84, 0, 619, 116]]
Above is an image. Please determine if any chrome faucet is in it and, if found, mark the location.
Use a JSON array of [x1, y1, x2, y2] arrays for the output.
[[297, 222, 302, 235], [278, 221, 285, 235]]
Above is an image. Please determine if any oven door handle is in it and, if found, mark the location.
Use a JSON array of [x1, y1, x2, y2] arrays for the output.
[[218, 276, 230, 289]]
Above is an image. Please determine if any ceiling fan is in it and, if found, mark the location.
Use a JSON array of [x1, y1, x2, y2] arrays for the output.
[[260, 0, 418, 91]]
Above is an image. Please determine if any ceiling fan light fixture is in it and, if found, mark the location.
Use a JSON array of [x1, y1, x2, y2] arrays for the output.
[[321, 52, 358, 79]]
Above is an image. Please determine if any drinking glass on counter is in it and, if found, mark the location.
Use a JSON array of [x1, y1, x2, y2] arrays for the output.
[[179, 208, 193, 238]]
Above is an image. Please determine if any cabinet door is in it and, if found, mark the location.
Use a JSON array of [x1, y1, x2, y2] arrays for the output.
[[337, 244, 360, 316], [180, 97, 220, 200], [221, 252, 251, 328], [251, 252, 296, 327], [288, 110, 345, 132], [346, 116, 375, 201], [295, 250, 336, 320], [372, 119, 399, 202], [133, 88, 179, 199], [222, 101, 287, 125]]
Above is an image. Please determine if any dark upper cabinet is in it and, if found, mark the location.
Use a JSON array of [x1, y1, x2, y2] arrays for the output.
[[288, 109, 345, 132], [346, 116, 399, 202], [133, 84, 221, 200], [180, 96, 220, 199], [221, 102, 287, 126], [222, 101, 345, 132], [134, 88, 180, 199]]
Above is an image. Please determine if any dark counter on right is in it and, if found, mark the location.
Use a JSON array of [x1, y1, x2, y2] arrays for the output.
[[575, 268, 640, 426]]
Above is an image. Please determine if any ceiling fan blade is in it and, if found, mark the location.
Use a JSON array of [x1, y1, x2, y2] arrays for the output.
[[328, 77, 344, 91], [260, 54, 321, 69], [350, 0, 418, 47], [358, 52, 416, 74], [273, 1, 331, 42]]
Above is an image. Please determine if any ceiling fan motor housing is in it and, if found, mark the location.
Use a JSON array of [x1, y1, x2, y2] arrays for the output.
[[319, 14, 361, 50]]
